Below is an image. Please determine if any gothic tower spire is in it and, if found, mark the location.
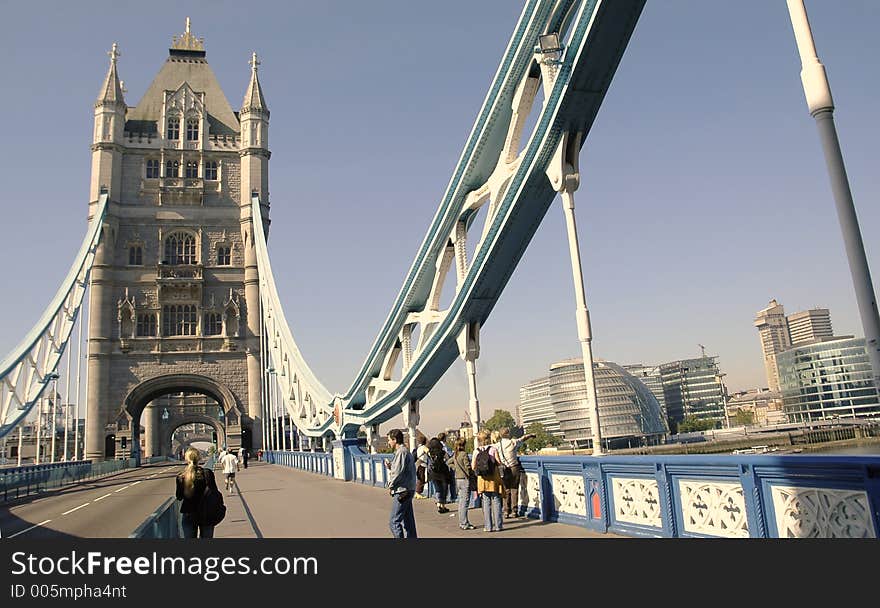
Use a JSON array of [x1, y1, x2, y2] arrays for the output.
[[96, 42, 126, 107]]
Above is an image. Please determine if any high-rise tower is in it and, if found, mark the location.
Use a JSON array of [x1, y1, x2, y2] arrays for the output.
[[754, 299, 792, 392], [787, 308, 833, 345]]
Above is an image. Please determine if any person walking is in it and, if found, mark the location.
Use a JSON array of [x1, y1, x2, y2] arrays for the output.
[[175, 447, 219, 538], [384, 428, 417, 538], [498, 427, 535, 519], [472, 430, 504, 532], [427, 434, 450, 514], [449, 438, 476, 530], [219, 448, 240, 494], [242, 448, 249, 469], [414, 435, 430, 499]]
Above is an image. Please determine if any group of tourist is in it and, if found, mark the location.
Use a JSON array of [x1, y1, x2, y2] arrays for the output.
[[385, 426, 535, 538]]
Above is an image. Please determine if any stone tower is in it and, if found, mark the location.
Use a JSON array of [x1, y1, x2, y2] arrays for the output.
[[85, 21, 268, 460]]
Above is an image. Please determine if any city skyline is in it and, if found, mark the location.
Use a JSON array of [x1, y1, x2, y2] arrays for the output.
[[1, 1, 878, 437]]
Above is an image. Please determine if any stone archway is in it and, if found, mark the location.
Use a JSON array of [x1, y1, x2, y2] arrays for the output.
[[115, 373, 246, 459], [165, 414, 226, 459]]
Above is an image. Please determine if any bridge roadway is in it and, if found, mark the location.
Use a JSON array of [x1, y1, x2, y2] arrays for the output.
[[2, 461, 617, 538], [215, 461, 616, 538], [1, 463, 179, 539]]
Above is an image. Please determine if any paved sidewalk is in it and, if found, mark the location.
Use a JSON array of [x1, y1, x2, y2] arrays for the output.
[[214, 461, 619, 538]]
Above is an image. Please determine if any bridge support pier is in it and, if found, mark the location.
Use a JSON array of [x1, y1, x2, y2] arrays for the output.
[[365, 423, 380, 454], [143, 404, 160, 458], [458, 322, 481, 437], [403, 399, 420, 451], [547, 131, 603, 455]]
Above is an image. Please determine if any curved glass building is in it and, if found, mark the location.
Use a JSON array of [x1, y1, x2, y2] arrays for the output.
[[776, 336, 880, 421], [549, 358, 667, 449]]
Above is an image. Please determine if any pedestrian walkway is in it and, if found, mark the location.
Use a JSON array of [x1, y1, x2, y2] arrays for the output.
[[214, 461, 619, 538]]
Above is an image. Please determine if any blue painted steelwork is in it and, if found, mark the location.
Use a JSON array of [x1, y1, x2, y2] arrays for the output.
[[251, 1, 647, 437], [0, 194, 108, 438], [264, 450, 333, 477]]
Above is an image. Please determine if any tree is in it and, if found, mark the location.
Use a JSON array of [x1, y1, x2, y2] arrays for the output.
[[734, 409, 755, 426], [676, 415, 718, 433], [522, 422, 561, 453], [483, 409, 520, 435]]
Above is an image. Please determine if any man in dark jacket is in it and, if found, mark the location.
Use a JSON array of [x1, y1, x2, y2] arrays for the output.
[[426, 434, 450, 513]]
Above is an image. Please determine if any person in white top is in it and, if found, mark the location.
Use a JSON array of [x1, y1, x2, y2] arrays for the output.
[[497, 427, 535, 519], [219, 449, 240, 494]]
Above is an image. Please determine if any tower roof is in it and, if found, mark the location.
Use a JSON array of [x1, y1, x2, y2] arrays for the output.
[[241, 52, 269, 115], [125, 19, 239, 136], [97, 43, 126, 106]]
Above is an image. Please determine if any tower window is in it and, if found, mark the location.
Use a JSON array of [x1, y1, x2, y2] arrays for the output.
[[146, 159, 160, 179], [217, 246, 231, 266], [186, 119, 199, 141], [128, 246, 143, 266], [185, 161, 199, 179], [163, 233, 197, 265], [204, 161, 218, 181], [136, 313, 157, 337], [166, 117, 180, 140], [165, 160, 179, 178], [163, 304, 197, 336], [204, 312, 222, 336]]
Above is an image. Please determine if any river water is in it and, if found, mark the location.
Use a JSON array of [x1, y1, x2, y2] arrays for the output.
[[809, 444, 880, 456]]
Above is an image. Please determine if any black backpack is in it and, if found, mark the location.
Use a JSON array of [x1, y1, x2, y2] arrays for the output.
[[427, 440, 448, 475], [474, 447, 495, 478], [196, 469, 226, 526]]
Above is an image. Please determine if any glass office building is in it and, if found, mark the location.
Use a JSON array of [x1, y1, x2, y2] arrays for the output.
[[776, 336, 880, 421], [518, 376, 561, 438], [548, 359, 666, 449], [659, 356, 726, 430]]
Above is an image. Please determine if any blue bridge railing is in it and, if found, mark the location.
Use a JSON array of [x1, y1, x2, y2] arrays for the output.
[[266, 448, 879, 538], [1, 458, 138, 503], [264, 450, 334, 476], [129, 496, 182, 539]]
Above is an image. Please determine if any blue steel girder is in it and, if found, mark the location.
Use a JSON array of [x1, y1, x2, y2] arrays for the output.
[[254, 0, 646, 438]]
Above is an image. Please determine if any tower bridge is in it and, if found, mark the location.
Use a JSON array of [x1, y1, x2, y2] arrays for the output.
[[0, 1, 878, 539]]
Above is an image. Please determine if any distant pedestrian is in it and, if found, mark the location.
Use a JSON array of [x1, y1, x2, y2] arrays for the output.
[[449, 438, 476, 530], [176, 447, 220, 538], [472, 430, 504, 532], [384, 428, 417, 539], [219, 448, 240, 494], [498, 427, 535, 519], [242, 448, 249, 469], [257, 448, 263, 462], [414, 435, 429, 499]]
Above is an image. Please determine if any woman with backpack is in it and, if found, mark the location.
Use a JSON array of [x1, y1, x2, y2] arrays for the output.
[[176, 447, 221, 538], [471, 430, 504, 532], [449, 438, 476, 530]]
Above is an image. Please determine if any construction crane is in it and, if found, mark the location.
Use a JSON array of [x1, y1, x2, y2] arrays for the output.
[[698, 344, 707, 358]]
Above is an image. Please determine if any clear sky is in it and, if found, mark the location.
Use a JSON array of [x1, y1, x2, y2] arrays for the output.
[[1, 1, 878, 438]]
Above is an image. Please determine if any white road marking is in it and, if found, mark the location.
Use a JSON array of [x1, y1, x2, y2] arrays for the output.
[[114, 485, 131, 493], [62, 503, 90, 515], [131, 481, 141, 486], [9, 520, 51, 538], [93, 493, 113, 502]]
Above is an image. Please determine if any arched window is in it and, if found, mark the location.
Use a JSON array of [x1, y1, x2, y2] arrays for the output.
[[163, 305, 197, 336], [163, 233, 197, 265], [166, 117, 180, 140], [165, 159, 179, 178], [217, 246, 231, 266], [136, 313, 157, 337], [204, 161, 218, 181], [204, 313, 222, 336], [186, 119, 199, 141], [145, 159, 160, 179], [128, 245, 143, 266], [185, 161, 199, 179]]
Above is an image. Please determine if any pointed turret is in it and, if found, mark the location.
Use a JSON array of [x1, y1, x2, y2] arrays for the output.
[[242, 52, 269, 114], [90, 43, 126, 205], [96, 43, 126, 107]]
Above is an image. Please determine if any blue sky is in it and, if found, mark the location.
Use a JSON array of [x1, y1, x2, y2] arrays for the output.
[[1, 1, 878, 437]]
